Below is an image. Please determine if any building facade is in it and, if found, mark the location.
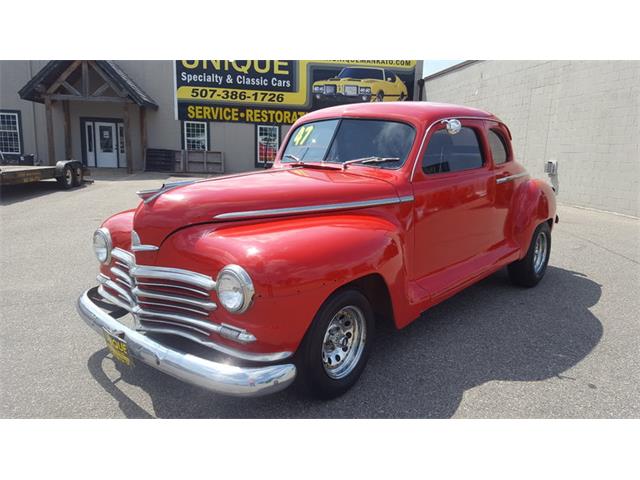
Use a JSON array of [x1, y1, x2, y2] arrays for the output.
[[0, 60, 423, 175], [424, 60, 640, 217]]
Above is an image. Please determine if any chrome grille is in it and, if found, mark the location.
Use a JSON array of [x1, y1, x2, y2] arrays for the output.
[[97, 247, 255, 346], [324, 84, 336, 95]]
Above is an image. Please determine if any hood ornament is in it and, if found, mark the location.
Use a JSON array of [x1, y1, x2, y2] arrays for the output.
[[136, 179, 197, 204]]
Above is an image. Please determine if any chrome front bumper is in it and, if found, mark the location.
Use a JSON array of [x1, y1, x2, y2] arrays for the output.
[[77, 289, 297, 397]]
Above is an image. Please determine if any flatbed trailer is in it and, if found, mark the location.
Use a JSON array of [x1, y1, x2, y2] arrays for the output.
[[0, 160, 89, 189]]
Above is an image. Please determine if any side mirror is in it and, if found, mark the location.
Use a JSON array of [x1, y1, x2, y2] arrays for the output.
[[442, 118, 462, 135]]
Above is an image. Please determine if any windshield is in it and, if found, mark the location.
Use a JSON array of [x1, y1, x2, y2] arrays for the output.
[[282, 119, 416, 169], [337, 68, 384, 80]]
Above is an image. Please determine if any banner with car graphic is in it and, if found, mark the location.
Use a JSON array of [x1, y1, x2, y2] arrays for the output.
[[174, 60, 418, 125]]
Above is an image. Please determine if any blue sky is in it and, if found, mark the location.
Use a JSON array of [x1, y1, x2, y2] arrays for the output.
[[422, 60, 463, 77]]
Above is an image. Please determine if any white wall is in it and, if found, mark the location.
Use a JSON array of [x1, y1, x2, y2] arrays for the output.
[[424, 61, 640, 217]]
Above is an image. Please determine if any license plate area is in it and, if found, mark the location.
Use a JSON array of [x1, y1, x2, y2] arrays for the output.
[[103, 329, 132, 366]]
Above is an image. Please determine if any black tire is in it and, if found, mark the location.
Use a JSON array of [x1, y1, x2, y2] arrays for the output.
[[71, 164, 83, 187], [508, 222, 551, 287], [375, 91, 384, 102], [56, 165, 74, 189], [297, 289, 375, 399], [399, 92, 407, 101]]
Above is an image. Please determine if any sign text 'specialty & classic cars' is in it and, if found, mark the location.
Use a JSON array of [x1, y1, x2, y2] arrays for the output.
[[77, 102, 558, 399]]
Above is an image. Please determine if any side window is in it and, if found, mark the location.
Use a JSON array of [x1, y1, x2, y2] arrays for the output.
[[422, 127, 484, 174], [488, 129, 509, 165]]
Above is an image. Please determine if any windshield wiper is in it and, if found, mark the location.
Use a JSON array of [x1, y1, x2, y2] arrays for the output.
[[284, 154, 302, 164], [341, 156, 400, 170], [283, 154, 344, 170]]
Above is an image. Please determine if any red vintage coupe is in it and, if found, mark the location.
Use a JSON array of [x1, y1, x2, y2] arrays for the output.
[[78, 102, 557, 399]]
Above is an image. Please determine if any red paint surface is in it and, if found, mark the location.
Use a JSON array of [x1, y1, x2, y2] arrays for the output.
[[99, 102, 556, 356]]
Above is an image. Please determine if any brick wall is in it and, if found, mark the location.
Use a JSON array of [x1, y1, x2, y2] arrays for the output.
[[424, 61, 639, 217]]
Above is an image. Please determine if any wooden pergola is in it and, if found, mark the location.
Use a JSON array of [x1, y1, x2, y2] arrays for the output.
[[19, 60, 158, 173]]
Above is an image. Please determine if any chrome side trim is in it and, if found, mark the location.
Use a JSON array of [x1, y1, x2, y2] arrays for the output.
[[213, 195, 415, 221], [496, 172, 529, 184], [77, 289, 296, 396]]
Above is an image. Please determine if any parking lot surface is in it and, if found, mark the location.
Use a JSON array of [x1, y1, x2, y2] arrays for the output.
[[1, 171, 639, 418]]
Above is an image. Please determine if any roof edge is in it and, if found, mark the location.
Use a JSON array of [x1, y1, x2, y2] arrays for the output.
[[423, 60, 482, 81]]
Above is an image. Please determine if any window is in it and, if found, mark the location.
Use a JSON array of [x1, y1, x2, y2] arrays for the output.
[[282, 119, 415, 169], [0, 111, 22, 155], [337, 67, 384, 80], [256, 125, 280, 166], [488, 129, 509, 165], [422, 127, 484, 174], [184, 121, 208, 151], [282, 119, 339, 163]]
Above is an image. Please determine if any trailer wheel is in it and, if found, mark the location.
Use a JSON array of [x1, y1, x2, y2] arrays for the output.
[[56, 165, 74, 189], [71, 165, 83, 187]]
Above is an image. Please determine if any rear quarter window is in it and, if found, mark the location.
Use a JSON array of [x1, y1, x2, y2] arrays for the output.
[[422, 127, 484, 174], [488, 129, 509, 165]]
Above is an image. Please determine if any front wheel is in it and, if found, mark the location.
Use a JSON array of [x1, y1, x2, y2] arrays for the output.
[[508, 222, 551, 287], [297, 289, 375, 399]]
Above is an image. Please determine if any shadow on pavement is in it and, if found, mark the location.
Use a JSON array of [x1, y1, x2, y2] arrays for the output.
[[87, 266, 603, 418]]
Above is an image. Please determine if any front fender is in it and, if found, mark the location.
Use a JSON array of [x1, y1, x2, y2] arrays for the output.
[[159, 213, 408, 354], [509, 178, 557, 257]]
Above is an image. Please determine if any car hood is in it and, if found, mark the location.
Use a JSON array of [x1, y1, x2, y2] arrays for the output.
[[132, 167, 399, 246]]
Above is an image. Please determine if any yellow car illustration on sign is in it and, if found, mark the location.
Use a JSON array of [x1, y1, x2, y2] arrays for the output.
[[312, 67, 409, 102]]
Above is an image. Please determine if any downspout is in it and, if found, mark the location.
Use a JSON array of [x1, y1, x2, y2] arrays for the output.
[[417, 78, 425, 101]]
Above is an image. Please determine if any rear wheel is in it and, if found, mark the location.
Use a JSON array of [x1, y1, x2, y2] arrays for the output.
[[56, 165, 74, 189], [508, 222, 551, 287], [297, 289, 375, 399]]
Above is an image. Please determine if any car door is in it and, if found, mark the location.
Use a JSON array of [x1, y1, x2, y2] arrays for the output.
[[411, 119, 496, 283], [485, 121, 519, 246]]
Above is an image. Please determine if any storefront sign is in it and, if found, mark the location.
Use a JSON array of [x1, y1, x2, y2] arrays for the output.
[[175, 60, 418, 124]]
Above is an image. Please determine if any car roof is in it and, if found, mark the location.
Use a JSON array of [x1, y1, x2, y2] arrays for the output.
[[299, 101, 500, 125]]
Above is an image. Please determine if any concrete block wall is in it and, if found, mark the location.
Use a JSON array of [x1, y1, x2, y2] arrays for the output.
[[424, 61, 639, 217]]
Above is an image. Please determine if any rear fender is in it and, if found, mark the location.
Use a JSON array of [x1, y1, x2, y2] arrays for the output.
[[509, 178, 556, 257]]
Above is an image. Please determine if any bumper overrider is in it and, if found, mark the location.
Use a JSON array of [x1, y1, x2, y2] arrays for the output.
[[77, 288, 297, 397]]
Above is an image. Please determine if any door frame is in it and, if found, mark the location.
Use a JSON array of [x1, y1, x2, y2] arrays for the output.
[[80, 116, 124, 168]]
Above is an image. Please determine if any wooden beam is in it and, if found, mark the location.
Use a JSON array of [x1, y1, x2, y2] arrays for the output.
[[48, 94, 133, 103], [62, 81, 81, 97], [46, 60, 81, 94], [123, 103, 133, 174], [139, 107, 147, 171], [81, 61, 89, 96], [62, 100, 71, 159], [45, 97, 55, 165], [91, 82, 110, 97], [88, 61, 128, 98]]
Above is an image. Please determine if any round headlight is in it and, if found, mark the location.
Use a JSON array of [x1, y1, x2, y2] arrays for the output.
[[92, 227, 112, 264], [216, 265, 254, 314]]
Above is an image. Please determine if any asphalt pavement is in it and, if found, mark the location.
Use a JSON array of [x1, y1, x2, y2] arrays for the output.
[[1, 171, 638, 418]]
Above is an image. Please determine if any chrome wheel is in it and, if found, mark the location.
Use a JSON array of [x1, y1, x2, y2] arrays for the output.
[[65, 169, 73, 185], [321, 305, 366, 379], [533, 230, 548, 274]]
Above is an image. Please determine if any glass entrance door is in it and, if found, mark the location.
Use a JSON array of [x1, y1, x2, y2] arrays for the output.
[[94, 122, 118, 168]]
